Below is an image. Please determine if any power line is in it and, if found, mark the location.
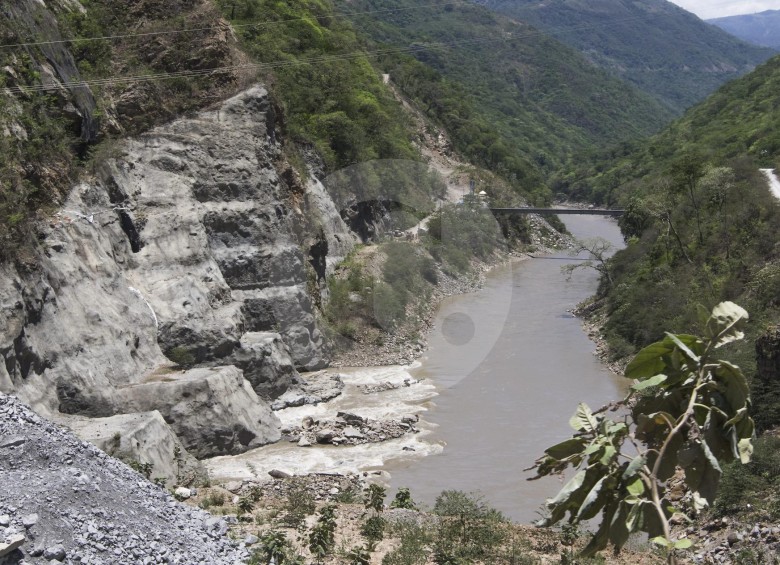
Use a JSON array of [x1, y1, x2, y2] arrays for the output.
[[0, 2, 456, 49], [1, 13, 655, 95], [2, 37, 503, 94]]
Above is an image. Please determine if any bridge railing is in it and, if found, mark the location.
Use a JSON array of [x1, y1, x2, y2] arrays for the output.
[[488, 208, 625, 217]]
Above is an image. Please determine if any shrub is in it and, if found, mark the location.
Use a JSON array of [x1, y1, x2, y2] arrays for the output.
[[382, 520, 431, 565], [281, 480, 316, 528], [391, 487, 417, 510], [360, 515, 386, 545]]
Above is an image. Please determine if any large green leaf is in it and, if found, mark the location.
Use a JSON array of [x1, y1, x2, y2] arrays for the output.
[[631, 374, 668, 391], [705, 302, 749, 348], [622, 455, 646, 479], [698, 441, 723, 504], [625, 341, 672, 380], [714, 361, 750, 414], [665, 332, 701, 363], [545, 437, 587, 460], [577, 475, 609, 521], [546, 469, 587, 509], [626, 478, 645, 497], [569, 403, 598, 433], [609, 501, 631, 551]]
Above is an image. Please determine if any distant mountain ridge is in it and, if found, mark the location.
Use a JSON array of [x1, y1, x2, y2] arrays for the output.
[[340, 0, 674, 185], [473, 0, 776, 113], [708, 10, 780, 49]]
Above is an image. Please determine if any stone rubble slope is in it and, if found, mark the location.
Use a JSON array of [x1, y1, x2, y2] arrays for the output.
[[0, 394, 248, 565]]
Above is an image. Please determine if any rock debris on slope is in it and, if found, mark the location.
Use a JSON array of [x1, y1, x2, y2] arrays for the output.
[[0, 394, 248, 565]]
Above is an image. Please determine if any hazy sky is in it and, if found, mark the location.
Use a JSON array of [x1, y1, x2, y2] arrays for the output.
[[668, 0, 780, 19]]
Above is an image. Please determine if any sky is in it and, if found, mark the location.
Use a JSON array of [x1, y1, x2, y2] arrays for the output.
[[668, 0, 780, 19]]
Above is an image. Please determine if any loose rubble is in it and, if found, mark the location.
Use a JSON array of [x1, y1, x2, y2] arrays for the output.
[[0, 394, 248, 565], [270, 372, 345, 411], [677, 517, 780, 564], [281, 411, 420, 447]]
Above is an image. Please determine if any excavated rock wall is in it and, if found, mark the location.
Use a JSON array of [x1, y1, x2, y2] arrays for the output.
[[0, 84, 357, 477]]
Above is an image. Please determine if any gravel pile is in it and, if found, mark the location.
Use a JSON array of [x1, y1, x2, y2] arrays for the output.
[[0, 394, 249, 565], [281, 411, 420, 447]]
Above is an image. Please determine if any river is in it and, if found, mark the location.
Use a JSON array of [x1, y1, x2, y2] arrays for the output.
[[206, 213, 626, 523], [381, 213, 626, 522]]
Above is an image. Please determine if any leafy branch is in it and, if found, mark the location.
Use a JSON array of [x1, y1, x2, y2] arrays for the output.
[[529, 302, 754, 563]]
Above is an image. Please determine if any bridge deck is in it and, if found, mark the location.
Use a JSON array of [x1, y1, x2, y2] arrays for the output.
[[489, 208, 625, 217]]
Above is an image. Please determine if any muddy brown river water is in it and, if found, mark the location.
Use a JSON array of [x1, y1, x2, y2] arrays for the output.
[[207, 213, 627, 523], [381, 213, 627, 522]]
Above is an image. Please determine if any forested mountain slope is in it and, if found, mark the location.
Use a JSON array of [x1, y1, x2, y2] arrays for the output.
[[476, 0, 776, 113], [563, 54, 780, 529], [576, 55, 780, 430], [709, 10, 780, 49], [338, 0, 674, 189]]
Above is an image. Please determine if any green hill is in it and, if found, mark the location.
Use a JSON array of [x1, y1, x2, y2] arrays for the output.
[[573, 55, 780, 435], [339, 0, 674, 183], [476, 0, 776, 113]]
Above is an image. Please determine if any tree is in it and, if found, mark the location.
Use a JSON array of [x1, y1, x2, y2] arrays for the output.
[[529, 302, 754, 564], [671, 153, 705, 244], [562, 237, 615, 287]]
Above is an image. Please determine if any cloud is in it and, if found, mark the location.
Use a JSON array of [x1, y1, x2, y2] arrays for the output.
[[669, 0, 778, 19]]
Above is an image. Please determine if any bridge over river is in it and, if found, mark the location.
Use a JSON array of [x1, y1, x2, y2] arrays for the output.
[[489, 207, 625, 217]]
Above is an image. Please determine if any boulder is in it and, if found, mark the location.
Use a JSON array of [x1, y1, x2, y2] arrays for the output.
[[271, 373, 344, 410], [63, 411, 207, 488], [220, 332, 300, 399], [0, 533, 25, 558], [114, 366, 281, 458], [316, 429, 336, 444]]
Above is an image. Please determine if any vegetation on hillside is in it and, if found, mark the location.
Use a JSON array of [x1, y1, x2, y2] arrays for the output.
[[325, 196, 514, 346], [341, 0, 673, 196], [480, 0, 776, 113], [196, 480, 662, 564], [213, 0, 421, 173], [561, 55, 780, 542], [569, 55, 780, 383], [0, 0, 246, 255]]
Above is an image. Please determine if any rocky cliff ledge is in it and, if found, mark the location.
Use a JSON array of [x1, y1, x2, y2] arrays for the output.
[[0, 85, 356, 482]]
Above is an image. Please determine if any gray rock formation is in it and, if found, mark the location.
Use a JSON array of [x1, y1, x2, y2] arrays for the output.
[[64, 411, 207, 487], [219, 332, 301, 400], [0, 83, 356, 469], [115, 366, 281, 458]]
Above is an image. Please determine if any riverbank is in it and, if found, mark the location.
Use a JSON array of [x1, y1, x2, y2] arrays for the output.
[[183, 473, 665, 565], [330, 230, 568, 369], [329, 253, 518, 368], [573, 297, 629, 377]]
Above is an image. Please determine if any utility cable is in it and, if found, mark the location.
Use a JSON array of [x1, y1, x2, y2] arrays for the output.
[[0, 2, 457, 49], [3, 11, 655, 96]]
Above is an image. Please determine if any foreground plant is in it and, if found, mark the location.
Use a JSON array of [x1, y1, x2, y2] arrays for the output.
[[529, 302, 754, 563]]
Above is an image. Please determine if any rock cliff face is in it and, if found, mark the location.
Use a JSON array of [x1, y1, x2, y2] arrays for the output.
[[0, 84, 357, 479]]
